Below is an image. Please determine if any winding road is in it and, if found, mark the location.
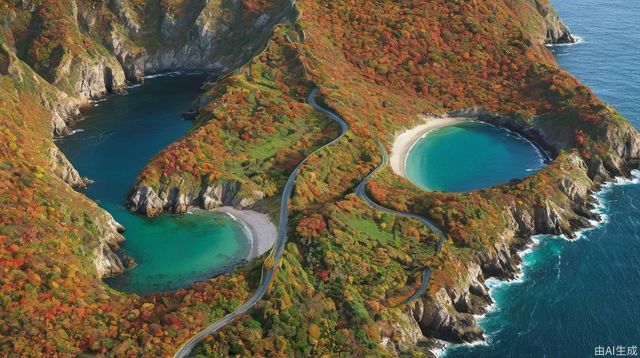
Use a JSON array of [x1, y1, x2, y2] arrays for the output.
[[309, 100, 448, 305], [174, 88, 346, 357], [175, 88, 446, 356]]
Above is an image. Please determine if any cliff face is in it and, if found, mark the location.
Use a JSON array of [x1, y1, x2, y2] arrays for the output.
[[2, 0, 638, 355], [128, 179, 265, 217], [406, 152, 601, 344], [5, 0, 294, 136], [532, 0, 575, 44]]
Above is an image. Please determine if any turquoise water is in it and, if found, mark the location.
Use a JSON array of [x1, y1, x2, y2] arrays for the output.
[[57, 74, 250, 294], [445, 0, 640, 356], [405, 121, 545, 192]]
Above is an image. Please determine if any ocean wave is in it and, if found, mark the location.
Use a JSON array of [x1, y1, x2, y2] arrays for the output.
[[143, 71, 184, 79]]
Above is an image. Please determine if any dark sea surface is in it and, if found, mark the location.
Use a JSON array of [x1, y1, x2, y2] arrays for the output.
[[444, 1, 640, 356], [57, 74, 250, 294]]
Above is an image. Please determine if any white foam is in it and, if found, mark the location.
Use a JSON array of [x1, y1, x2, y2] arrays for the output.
[[545, 35, 585, 48], [143, 71, 183, 79], [573, 170, 640, 239], [224, 211, 255, 260], [432, 341, 450, 357]]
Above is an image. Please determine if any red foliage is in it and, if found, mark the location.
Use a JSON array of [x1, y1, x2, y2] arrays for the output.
[[296, 215, 327, 239]]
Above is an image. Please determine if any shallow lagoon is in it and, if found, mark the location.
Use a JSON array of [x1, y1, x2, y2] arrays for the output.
[[58, 74, 250, 294], [405, 121, 545, 192]]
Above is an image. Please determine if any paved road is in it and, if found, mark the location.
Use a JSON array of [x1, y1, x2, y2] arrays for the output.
[[174, 88, 347, 358], [175, 88, 446, 356], [308, 97, 448, 305]]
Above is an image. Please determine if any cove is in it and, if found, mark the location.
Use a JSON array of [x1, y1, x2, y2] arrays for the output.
[[444, 0, 640, 356], [57, 74, 251, 294], [405, 121, 545, 192]]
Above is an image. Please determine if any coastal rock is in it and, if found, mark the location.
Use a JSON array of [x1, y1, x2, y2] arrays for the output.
[[128, 185, 164, 217], [128, 178, 268, 216], [92, 212, 128, 278], [49, 147, 87, 188], [412, 287, 484, 343], [534, 202, 563, 235], [232, 189, 265, 209], [202, 182, 239, 210], [74, 59, 127, 99], [479, 236, 521, 280], [532, 0, 575, 44]]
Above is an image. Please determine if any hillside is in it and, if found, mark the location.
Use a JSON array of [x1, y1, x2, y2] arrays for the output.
[[1, 0, 638, 356]]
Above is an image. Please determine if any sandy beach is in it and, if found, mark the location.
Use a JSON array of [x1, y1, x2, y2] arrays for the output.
[[215, 206, 277, 260], [390, 116, 468, 178]]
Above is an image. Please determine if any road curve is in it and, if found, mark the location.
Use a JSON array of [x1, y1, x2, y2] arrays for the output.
[[307, 101, 448, 305], [175, 88, 447, 356], [173, 88, 347, 358]]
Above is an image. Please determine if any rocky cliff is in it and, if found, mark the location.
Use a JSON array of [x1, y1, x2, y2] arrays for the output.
[[399, 106, 640, 346], [532, 0, 576, 44], [128, 180, 265, 217]]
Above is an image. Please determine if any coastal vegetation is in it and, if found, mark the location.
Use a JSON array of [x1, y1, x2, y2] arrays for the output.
[[1, 0, 638, 356]]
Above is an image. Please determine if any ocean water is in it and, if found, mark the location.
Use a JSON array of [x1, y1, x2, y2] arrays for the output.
[[444, 1, 640, 356], [57, 74, 251, 294], [405, 121, 545, 192]]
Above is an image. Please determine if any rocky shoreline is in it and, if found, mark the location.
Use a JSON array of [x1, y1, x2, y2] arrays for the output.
[[389, 107, 640, 355]]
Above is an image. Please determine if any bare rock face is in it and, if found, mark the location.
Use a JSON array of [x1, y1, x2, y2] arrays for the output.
[[128, 179, 266, 217], [74, 59, 127, 99], [532, 0, 575, 44], [203, 182, 239, 210], [49, 147, 87, 188], [233, 189, 266, 209], [412, 287, 485, 344], [92, 212, 127, 278], [128, 186, 164, 217]]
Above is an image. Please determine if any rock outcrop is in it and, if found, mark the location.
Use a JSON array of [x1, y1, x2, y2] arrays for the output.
[[92, 212, 128, 278], [0, 0, 298, 277], [49, 147, 88, 188], [128, 180, 265, 217], [532, 0, 575, 44], [128, 185, 164, 217]]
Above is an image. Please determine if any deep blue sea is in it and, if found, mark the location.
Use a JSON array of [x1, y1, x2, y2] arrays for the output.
[[444, 1, 640, 357], [57, 74, 250, 294]]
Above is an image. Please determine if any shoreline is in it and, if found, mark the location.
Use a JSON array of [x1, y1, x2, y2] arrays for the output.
[[390, 116, 467, 178], [214, 206, 277, 261], [439, 169, 640, 357]]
